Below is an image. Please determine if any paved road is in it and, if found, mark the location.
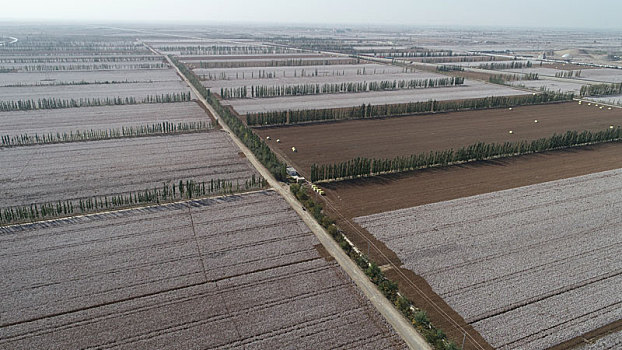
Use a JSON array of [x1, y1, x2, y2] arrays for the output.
[[160, 48, 431, 350]]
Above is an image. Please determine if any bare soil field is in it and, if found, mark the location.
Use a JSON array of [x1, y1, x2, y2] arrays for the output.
[[0, 81, 190, 102], [499, 66, 566, 76], [589, 95, 622, 106], [0, 132, 256, 207], [509, 79, 586, 93], [227, 80, 526, 114], [203, 71, 448, 92], [257, 102, 622, 178], [194, 63, 405, 80], [544, 63, 598, 70], [0, 102, 209, 137], [0, 69, 180, 86], [501, 67, 620, 83], [322, 142, 622, 218], [576, 68, 622, 83], [355, 168, 622, 350], [0, 191, 406, 349]]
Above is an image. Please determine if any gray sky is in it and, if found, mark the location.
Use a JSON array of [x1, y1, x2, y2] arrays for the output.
[[2, 0, 621, 30]]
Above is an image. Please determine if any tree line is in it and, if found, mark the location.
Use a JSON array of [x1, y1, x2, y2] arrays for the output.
[[170, 56, 288, 181], [423, 56, 501, 64], [1, 121, 211, 147], [310, 128, 622, 182], [0, 175, 266, 225], [156, 45, 291, 55], [436, 65, 464, 72], [3, 80, 154, 88], [580, 82, 622, 97], [246, 91, 574, 126], [197, 58, 358, 69], [479, 61, 533, 70], [220, 77, 465, 99], [363, 49, 454, 58], [6, 63, 166, 72], [200, 68, 346, 81], [488, 73, 539, 84], [0, 92, 192, 112], [289, 183, 460, 349], [0, 56, 161, 63], [555, 70, 582, 78]]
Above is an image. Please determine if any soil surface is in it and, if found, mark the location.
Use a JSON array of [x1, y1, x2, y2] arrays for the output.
[[257, 102, 622, 178], [323, 142, 622, 218], [0, 191, 407, 350], [314, 143, 622, 349]]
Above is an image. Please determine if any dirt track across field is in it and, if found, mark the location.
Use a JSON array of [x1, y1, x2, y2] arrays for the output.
[[257, 102, 622, 178]]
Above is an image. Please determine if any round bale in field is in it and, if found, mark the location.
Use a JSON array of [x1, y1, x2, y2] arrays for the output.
[[608, 107, 612, 110], [509, 130, 514, 134], [266, 136, 271, 140], [578, 101, 582, 105], [509, 107, 513, 111], [610, 125, 614, 129], [276, 139, 280, 143], [292, 147, 297, 152], [534, 119, 538, 123]]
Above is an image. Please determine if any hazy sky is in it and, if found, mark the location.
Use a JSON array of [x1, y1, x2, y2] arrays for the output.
[[2, 0, 621, 30]]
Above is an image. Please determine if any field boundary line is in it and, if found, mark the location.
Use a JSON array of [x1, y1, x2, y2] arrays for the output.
[[0, 189, 270, 231]]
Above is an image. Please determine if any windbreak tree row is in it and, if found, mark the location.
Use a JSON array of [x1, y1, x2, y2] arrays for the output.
[[0, 175, 266, 225], [246, 91, 574, 126], [0, 92, 192, 112], [289, 183, 461, 350], [4, 79, 156, 88], [310, 128, 622, 182], [580, 82, 622, 97], [488, 73, 540, 84], [157, 45, 292, 55], [3, 63, 166, 72], [436, 65, 464, 72], [0, 56, 163, 63], [170, 56, 288, 181], [198, 58, 357, 69], [220, 77, 465, 99], [361, 49, 454, 57], [555, 70, 582, 78], [479, 61, 533, 70], [1, 43, 146, 52], [1, 121, 211, 147], [423, 56, 501, 64]]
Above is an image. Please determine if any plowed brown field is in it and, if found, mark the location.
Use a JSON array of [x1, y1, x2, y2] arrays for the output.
[[256, 102, 622, 178]]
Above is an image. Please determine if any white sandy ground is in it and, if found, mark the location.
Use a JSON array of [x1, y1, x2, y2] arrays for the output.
[[356, 168, 622, 350]]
